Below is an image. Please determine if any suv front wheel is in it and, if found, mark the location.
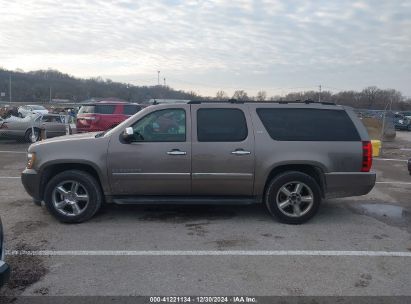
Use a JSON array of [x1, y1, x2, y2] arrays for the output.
[[44, 170, 102, 223], [265, 171, 321, 224]]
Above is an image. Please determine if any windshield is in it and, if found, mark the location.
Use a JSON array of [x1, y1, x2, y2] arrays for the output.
[[30, 105, 46, 110]]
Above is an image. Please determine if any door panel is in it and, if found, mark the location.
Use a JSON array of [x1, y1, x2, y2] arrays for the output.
[[191, 104, 255, 196], [108, 105, 191, 195]]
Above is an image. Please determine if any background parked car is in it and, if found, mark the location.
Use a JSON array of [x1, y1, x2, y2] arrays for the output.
[[76, 101, 142, 132], [0, 217, 10, 288], [394, 113, 411, 131], [0, 113, 67, 142], [18, 105, 48, 118]]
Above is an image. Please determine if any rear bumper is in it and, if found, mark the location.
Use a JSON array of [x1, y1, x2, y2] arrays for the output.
[[0, 261, 10, 287], [21, 169, 42, 201], [324, 172, 376, 199]]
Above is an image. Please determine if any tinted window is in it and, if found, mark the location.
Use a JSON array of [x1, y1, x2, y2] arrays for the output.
[[123, 104, 141, 115], [31, 105, 46, 110], [96, 105, 116, 114], [130, 109, 186, 142], [78, 105, 116, 114], [197, 108, 248, 142], [257, 108, 360, 141]]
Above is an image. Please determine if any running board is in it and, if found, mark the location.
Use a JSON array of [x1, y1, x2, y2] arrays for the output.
[[111, 196, 259, 205]]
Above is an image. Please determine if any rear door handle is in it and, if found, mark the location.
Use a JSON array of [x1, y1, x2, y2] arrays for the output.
[[167, 149, 187, 156], [231, 149, 251, 156]]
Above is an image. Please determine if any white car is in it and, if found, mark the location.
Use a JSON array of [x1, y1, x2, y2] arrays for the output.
[[18, 105, 49, 118]]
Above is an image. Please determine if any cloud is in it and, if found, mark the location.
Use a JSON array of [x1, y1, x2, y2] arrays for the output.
[[0, 0, 410, 96]]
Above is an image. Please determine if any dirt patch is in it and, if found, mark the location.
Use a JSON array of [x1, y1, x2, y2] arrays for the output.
[[33, 287, 49, 295], [186, 222, 209, 237], [0, 242, 48, 297], [354, 273, 372, 288], [207, 237, 258, 250], [260, 233, 284, 240], [10, 221, 49, 239], [139, 206, 236, 223]]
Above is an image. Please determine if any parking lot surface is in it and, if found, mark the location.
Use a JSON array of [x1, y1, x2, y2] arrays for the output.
[[0, 134, 410, 298]]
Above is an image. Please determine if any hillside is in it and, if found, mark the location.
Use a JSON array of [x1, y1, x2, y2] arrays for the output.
[[0, 68, 200, 103]]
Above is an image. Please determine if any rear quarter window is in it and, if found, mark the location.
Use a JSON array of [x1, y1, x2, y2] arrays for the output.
[[256, 108, 360, 141]]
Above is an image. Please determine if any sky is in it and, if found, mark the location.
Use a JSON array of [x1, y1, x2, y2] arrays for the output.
[[0, 0, 410, 97]]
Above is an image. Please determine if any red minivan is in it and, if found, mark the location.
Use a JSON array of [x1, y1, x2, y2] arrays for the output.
[[76, 101, 142, 133]]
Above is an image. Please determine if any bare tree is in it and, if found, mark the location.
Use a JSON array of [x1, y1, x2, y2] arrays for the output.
[[361, 86, 380, 109], [232, 90, 249, 101], [256, 90, 267, 101], [215, 90, 228, 100]]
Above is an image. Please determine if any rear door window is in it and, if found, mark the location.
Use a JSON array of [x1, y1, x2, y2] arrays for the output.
[[197, 108, 248, 142], [123, 104, 142, 115], [256, 108, 360, 141]]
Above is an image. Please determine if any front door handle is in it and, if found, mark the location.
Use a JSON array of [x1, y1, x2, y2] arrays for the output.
[[167, 149, 187, 156], [231, 149, 251, 156]]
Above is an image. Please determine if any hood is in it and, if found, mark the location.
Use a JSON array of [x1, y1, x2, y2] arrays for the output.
[[29, 132, 101, 150]]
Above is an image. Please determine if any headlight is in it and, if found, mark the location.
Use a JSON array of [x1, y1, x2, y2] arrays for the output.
[[27, 152, 36, 169]]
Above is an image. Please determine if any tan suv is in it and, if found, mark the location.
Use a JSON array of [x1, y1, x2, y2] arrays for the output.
[[21, 100, 376, 224]]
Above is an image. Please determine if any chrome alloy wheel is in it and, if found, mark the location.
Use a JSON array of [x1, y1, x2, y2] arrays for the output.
[[52, 180, 90, 216], [275, 181, 314, 218]]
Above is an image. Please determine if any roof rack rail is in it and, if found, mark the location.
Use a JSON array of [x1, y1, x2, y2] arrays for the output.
[[187, 100, 336, 105]]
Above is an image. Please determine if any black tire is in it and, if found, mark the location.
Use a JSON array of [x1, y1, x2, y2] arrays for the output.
[[24, 128, 40, 143], [44, 170, 102, 223], [265, 171, 321, 224], [407, 125, 411, 131]]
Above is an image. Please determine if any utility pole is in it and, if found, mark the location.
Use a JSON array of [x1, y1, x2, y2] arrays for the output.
[[157, 71, 160, 85], [9, 73, 12, 103], [164, 77, 166, 86], [49, 87, 52, 103], [318, 84, 322, 102]]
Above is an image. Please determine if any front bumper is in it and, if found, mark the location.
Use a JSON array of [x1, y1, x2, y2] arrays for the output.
[[324, 172, 376, 199], [21, 169, 42, 201], [0, 261, 10, 287]]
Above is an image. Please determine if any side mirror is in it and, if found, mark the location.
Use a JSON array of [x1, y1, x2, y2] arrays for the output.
[[122, 127, 134, 142]]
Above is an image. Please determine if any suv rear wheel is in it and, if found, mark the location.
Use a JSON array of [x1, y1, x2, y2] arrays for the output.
[[44, 170, 102, 223], [265, 171, 321, 224]]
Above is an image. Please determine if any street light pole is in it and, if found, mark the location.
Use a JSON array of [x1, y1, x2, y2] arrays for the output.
[[157, 71, 160, 85], [9, 73, 12, 103]]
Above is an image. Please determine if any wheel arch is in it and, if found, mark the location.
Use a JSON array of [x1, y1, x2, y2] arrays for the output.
[[262, 163, 326, 199], [39, 161, 106, 201]]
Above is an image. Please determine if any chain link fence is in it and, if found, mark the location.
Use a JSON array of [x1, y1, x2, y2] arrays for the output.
[[354, 109, 396, 141]]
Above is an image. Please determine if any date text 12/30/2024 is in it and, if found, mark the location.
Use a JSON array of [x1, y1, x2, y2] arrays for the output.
[[149, 297, 257, 303]]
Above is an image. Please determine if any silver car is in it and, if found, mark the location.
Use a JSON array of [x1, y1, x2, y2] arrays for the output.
[[18, 105, 49, 118], [0, 114, 67, 142]]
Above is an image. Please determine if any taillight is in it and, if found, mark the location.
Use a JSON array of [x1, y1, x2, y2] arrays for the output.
[[361, 141, 373, 172]]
